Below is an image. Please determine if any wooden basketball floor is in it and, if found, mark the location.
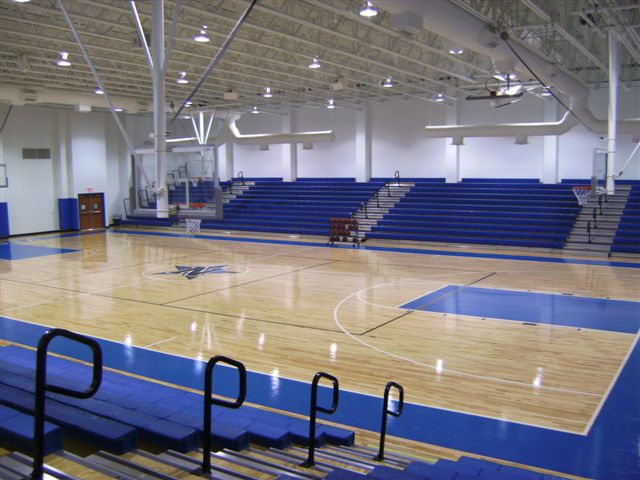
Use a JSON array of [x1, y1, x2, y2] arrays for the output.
[[1, 227, 639, 478]]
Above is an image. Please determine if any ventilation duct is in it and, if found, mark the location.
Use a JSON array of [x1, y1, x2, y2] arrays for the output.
[[222, 113, 334, 146], [377, 0, 639, 142]]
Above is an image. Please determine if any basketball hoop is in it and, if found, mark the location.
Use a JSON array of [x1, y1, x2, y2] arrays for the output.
[[186, 218, 201, 233], [485, 78, 499, 97], [572, 186, 591, 206]]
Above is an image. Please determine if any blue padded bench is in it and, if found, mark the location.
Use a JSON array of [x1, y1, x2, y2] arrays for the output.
[[0, 345, 356, 453], [0, 359, 197, 452], [0, 404, 63, 455], [0, 384, 137, 454]]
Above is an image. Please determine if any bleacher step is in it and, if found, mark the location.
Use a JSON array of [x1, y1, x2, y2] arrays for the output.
[[1, 451, 86, 480], [563, 243, 611, 253], [262, 447, 372, 475], [288, 445, 377, 471], [0, 455, 33, 480], [218, 448, 321, 479], [156, 452, 245, 480]]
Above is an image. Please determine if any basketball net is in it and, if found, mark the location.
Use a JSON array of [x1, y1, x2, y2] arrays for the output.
[[572, 186, 591, 207], [186, 218, 201, 233]]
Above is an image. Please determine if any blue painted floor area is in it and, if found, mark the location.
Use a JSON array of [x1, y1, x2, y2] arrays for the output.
[[401, 285, 640, 334], [1, 316, 638, 478], [0, 242, 78, 260], [110, 229, 640, 269]]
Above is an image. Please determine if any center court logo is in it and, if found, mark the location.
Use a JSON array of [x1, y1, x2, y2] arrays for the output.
[[154, 265, 238, 280]]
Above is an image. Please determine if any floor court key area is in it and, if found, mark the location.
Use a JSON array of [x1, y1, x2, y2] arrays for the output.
[[0, 229, 639, 479]]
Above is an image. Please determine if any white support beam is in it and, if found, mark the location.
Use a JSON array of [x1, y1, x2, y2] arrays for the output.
[[225, 142, 234, 182], [355, 102, 372, 183], [151, 0, 169, 218], [607, 28, 618, 195], [444, 102, 460, 183], [282, 111, 298, 182], [542, 99, 559, 184]]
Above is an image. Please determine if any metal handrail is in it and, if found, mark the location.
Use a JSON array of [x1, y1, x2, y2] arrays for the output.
[[302, 372, 339, 468], [122, 198, 129, 218], [238, 170, 245, 186], [394, 170, 400, 186], [587, 221, 592, 243], [374, 381, 404, 461], [200, 356, 247, 475], [592, 208, 598, 229], [360, 201, 368, 219], [33, 329, 102, 479], [598, 194, 604, 214]]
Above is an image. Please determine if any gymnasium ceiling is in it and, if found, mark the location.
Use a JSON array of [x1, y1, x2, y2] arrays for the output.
[[0, 0, 638, 114]]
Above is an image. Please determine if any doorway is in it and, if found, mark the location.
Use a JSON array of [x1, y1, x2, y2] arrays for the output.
[[78, 193, 105, 230]]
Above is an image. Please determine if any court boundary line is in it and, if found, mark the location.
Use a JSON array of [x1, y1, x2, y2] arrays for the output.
[[335, 284, 607, 401], [108, 229, 640, 269], [583, 330, 640, 435], [395, 284, 639, 336], [0, 314, 588, 436]]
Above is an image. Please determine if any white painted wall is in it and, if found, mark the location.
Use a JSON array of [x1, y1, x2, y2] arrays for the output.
[[234, 113, 283, 177], [371, 100, 447, 178], [297, 107, 357, 178], [0, 105, 57, 235], [0, 106, 133, 234], [0, 84, 638, 235]]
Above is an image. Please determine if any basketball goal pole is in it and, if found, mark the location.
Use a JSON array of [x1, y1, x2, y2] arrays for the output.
[[606, 28, 617, 196]]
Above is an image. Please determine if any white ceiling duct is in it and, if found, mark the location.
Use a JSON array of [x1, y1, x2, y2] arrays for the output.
[[222, 113, 334, 146], [378, 0, 639, 143], [0, 84, 152, 114], [425, 110, 578, 143]]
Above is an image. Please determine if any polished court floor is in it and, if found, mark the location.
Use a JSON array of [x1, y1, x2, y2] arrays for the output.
[[1, 228, 639, 479]]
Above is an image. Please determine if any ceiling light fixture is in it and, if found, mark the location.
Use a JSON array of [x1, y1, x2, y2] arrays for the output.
[[382, 76, 394, 88], [434, 93, 445, 102], [263, 87, 273, 98], [113, 108, 124, 112], [14, 0, 31, 3], [56, 51, 71, 67], [251, 106, 260, 114], [184, 100, 193, 106], [359, 1, 378, 18], [176, 71, 188, 84], [194, 25, 210, 43], [448, 48, 464, 55], [94, 87, 104, 95], [327, 98, 336, 109], [308, 55, 321, 69]]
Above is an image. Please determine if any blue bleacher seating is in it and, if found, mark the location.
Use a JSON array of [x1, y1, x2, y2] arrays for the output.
[[0, 345, 354, 456], [0, 405, 63, 455], [199, 178, 385, 236], [368, 180, 579, 249], [611, 185, 640, 254]]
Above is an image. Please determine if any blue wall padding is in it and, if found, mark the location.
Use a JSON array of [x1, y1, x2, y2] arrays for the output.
[[0, 202, 9, 237], [58, 198, 79, 231]]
